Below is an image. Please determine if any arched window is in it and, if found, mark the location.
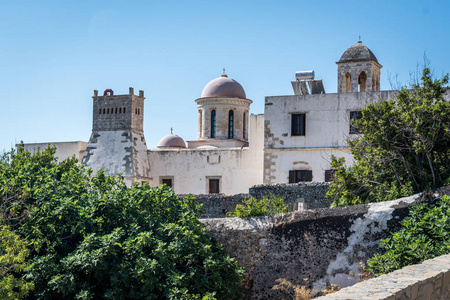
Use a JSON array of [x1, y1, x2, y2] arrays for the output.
[[342, 72, 352, 93], [103, 108, 106, 114], [123, 107, 126, 113], [228, 110, 234, 139], [358, 71, 367, 92], [243, 112, 246, 139], [99, 108, 102, 114], [107, 108, 110, 114], [211, 110, 216, 138], [115, 107, 118, 114], [198, 109, 203, 138], [138, 108, 140, 115], [119, 107, 122, 113]]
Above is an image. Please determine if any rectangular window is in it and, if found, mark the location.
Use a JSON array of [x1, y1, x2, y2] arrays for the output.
[[162, 178, 172, 188], [208, 179, 220, 194], [349, 111, 362, 134], [291, 114, 306, 136], [288, 170, 312, 183], [160, 176, 174, 189], [324, 170, 334, 182]]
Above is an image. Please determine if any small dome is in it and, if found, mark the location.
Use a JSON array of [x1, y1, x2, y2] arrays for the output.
[[201, 73, 246, 98], [157, 134, 186, 148], [338, 41, 379, 64]]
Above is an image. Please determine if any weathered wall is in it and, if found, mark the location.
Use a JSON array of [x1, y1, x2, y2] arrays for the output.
[[263, 90, 396, 183], [249, 182, 331, 209], [316, 253, 450, 300], [200, 188, 449, 299], [184, 182, 331, 218], [148, 114, 265, 195], [21, 141, 88, 163]]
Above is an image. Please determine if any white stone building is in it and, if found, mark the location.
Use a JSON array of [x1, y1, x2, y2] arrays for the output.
[[22, 40, 396, 194]]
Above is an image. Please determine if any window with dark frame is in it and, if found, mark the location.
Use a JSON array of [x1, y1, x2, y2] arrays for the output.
[[162, 178, 173, 188], [211, 110, 216, 138], [288, 170, 312, 183], [228, 110, 234, 139], [324, 170, 334, 182], [208, 179, 220, 194], [349, 111, 363, 134], [243, 112, 246, 139], [291, 114, 306, 136]]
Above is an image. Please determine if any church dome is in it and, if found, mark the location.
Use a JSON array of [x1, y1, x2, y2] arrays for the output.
[[157, 134, 186, 149], [338, 41, 379, 64], [201, 73, 246, 99]]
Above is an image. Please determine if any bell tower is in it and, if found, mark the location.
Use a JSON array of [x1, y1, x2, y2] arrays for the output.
[[337, 40, 382, 93]]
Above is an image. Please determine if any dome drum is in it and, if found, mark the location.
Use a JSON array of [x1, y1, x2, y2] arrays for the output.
[[196, 73, 251, 144]]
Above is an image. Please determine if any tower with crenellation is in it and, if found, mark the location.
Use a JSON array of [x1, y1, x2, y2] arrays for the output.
[[81, 88, 151, 184]]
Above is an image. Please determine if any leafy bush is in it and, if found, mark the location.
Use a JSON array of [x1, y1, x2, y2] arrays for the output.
[[0, 226, 34, 299], [327, 68, 450, 206], [1, 145, 243, 299], [367, 195, 450, 275], [228, 195, 291, 218]]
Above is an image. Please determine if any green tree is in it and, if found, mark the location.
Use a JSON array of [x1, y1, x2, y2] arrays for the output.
[[367, 195, 450, 275], [0, 226, 34, 299], [227, 195, 291, 218], [1, 145, 243, 299], [327, 68, 450, 206]]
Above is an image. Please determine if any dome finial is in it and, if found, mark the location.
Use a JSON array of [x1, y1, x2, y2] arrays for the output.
[[170, 127, 173, 135], [358, 35, 361, 42], [221, 67, 228, 77]]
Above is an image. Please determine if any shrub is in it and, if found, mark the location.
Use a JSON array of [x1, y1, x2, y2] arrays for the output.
[[367, 195, 450, 275], [1, 145, 243, 299], [228, 195, 291, 218]]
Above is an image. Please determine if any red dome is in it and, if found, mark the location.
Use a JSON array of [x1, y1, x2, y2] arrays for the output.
[[157, 134, 186, 148], [201, 74, 246, 98]]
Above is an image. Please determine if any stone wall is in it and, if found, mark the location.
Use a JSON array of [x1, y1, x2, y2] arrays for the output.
[[200, 187, 450, 299], [316, 253, 450, 300], [183, 182, 331, 218], [178, 193, 249, 218], [249, 182, 331, 209]]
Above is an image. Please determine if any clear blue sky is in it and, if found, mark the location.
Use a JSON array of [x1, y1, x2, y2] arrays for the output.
[[1, 0, 449, 153]]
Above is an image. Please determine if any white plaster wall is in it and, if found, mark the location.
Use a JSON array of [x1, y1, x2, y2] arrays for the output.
[[266, 148, 354, 183], [264, 90, 396, 183], [21, 141, 88, 163], [148, 114, 264, 194]]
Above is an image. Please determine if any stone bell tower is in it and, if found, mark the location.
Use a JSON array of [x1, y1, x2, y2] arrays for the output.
[[337, 40, 382, 93], [81, 88, 151, 185]]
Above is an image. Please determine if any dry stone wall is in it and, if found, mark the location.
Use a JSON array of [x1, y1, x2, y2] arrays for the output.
[[181, 182, 331, 218], [200, 187, 450, 299], [249, 182, 331, 209]]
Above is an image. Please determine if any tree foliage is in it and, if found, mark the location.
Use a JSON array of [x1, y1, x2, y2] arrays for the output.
[[367, 195, 450, 275], [327, 68, 450, 206], [0, 226, 34, 299], [0, 145, 243, 299], [227, 195, 291, 218]]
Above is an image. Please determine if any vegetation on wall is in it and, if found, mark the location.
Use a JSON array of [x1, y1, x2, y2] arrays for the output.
[[227, 195, 292, 218], [327, 68, 450, 206], [368, 195, 450, 275], [0, 145, 243, 299]]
